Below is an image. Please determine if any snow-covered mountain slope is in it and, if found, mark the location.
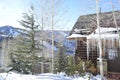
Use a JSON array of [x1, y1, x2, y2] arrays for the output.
[[0, 26, 75, 55], [0, 25, 19, 37], [39, 30, 76, 55]]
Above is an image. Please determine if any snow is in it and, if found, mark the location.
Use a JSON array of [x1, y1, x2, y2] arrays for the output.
[[0, 72, 106, 80], [0, 72, 72, 80], [43, 41, 58, 51], [67, 33, 119, 39], [87, 33, 119, 39], [67, 34, 87, 39], [94, 27, 120, 34], [88, 27, 119, 39], [36, 73, 72, 80], [68, 27, 120, 39]]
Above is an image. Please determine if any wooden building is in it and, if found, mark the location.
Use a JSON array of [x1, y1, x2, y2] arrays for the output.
[[68, 11, 120, 73]]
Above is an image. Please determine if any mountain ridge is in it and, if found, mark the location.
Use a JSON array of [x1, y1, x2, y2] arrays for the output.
[[0, 25, 75, 55]]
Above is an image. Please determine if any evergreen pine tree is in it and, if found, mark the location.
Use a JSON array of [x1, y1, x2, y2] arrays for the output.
[[55, 44, 68, 73], [10, 6, 41, 74], [65, 56, 76, 76]]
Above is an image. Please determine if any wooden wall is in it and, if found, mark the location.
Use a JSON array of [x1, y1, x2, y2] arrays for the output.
[[75, 38, 98, 65], [75, 38, 120, 73]]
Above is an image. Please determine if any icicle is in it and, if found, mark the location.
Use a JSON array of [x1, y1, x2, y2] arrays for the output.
[[103, 39, 105, 53], [112, 38, 114, 49], [92, 39, 94, 57], [93, 39, 96, 50], [95, 39, 99, 56], [115, 39, 117, 48], [105, 39, 108, 55], [106, 39, 108, 48], [117, 38, 119, 48], [87, 38, 90, 61], [108, 39, 111, 49], [90, 39, 92, 53]]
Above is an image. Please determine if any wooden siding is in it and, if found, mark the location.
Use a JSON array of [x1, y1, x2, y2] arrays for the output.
[[75, 40, 87, 63], [75, 38, 98, 65], [75, 38, 120, 73], [70, 10, 120, 74]]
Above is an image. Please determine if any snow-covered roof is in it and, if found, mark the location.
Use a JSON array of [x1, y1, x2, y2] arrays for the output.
[[87, 33, 119, 39], [67, 34, 87, 39], [94, 27, 120, 34], [67, 27, 120, 40], [88, 27, 120, 39]]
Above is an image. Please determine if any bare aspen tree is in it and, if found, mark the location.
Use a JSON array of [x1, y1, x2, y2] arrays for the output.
[[50, 0, 65, 73], [35, 0, 51, 73], [51, 0, 54, 73], [111, 0, 120, 46], [36, 0, 50, 73], [40, 1, 44, 73], [35, 0, 68, 73], [96, 0, 103, 78]]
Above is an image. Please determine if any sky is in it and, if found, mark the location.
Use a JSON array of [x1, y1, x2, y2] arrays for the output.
[[0, 0, 120, 30]]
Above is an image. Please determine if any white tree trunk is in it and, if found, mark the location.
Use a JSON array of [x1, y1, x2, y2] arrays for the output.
[[96, 0, 103, 78], [41, 4, 44, 73], [51, 0, 54, 73]]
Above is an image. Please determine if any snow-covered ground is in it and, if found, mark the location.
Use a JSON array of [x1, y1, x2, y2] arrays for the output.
[[0, 72, 106, 80]]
